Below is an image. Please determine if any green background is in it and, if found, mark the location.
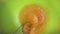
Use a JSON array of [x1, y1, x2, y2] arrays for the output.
[[0, 0, 60, 34]]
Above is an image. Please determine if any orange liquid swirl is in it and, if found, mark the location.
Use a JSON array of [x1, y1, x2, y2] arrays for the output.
[[19, 4, 46, 34]]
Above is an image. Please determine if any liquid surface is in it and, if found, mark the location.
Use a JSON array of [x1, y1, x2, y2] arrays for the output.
[[19, 4, 46, 34]]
